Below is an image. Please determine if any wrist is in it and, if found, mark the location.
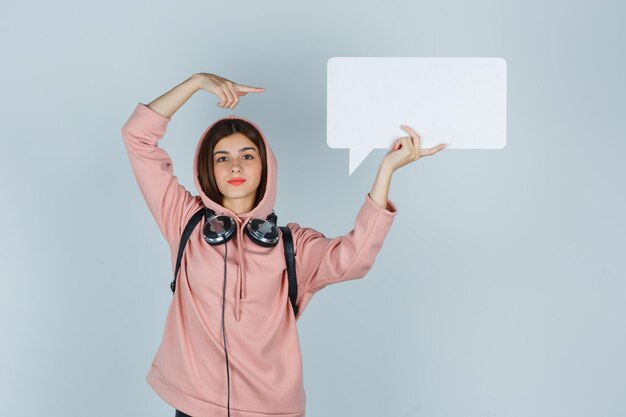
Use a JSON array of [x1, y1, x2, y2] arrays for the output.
[[378, 163, 394, 177], [188, 73, 202, 91]]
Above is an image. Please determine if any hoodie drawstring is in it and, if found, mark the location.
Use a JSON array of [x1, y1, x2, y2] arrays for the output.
[[234, 218, 248, 322]]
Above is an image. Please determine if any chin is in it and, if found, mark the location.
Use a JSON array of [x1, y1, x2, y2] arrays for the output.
[[222, 189, 254, 199]]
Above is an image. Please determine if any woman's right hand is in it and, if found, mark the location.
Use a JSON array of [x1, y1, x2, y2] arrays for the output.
[[192, 73, 266, 109]]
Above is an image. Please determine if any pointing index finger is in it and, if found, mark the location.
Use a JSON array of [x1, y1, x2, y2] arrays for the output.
[[237, 84, 266, 93]]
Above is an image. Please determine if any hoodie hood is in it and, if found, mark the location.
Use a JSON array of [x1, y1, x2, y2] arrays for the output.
[[192, 114, 277, 322]]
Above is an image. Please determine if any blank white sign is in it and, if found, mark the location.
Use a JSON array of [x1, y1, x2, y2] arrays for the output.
[[327, 57, 508, 175]]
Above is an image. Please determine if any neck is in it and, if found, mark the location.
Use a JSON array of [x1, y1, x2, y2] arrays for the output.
[[222, 196, 255, 215]]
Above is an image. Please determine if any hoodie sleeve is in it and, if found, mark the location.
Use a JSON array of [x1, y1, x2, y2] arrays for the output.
[[121, 103, 199, 248], [286, 192, 398, 294]]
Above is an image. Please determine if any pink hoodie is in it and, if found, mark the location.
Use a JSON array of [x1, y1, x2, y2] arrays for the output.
[[121, 103, 398, 417]]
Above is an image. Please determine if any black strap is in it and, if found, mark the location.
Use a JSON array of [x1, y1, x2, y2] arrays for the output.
[[280, 226, 299, 317], [170, 210, 299, 317], [170, 209, 205, 294]]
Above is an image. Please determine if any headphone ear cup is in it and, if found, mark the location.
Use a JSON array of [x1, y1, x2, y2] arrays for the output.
[[203, 214, 236, 245], [245, 218, 280, 247]]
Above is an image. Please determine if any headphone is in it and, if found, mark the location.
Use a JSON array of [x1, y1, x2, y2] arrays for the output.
[[202, 207, 281, 417], [202, 207, 281, 247]]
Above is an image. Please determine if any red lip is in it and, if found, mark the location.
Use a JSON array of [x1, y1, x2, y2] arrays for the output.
[[228, 178, 246, 185]]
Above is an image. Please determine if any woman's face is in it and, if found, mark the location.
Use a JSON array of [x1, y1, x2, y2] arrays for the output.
[[212, 133, 263, 211]]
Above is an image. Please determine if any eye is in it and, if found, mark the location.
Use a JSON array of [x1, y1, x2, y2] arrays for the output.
[[215, 154, 254, 163]]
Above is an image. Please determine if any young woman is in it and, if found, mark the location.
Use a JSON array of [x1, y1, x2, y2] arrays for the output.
[[121, 72, 447, 417]]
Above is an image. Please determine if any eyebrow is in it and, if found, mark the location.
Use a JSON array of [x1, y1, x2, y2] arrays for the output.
[[213, 147, 257, 156]]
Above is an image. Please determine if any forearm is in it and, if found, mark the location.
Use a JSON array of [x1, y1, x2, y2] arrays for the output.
[[146, 74, 200, 119], [369, 164, 394, 210]]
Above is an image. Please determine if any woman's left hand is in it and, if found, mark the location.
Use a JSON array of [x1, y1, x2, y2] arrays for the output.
[[381, 125, 448, 173]]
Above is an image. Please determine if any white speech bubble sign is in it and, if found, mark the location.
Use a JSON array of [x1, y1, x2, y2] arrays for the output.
[[327, 57, 507, 175]]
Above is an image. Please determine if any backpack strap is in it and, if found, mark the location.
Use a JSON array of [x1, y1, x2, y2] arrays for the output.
[[171, 208, 205, 294], [170, 212, 299, 318], [280, 226, 299, 317]]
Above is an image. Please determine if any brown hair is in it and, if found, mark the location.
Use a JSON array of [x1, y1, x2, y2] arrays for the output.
[[197, 118, 267, 208]]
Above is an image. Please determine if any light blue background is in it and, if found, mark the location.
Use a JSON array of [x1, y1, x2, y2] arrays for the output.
[[1, 1, 624, 416]]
